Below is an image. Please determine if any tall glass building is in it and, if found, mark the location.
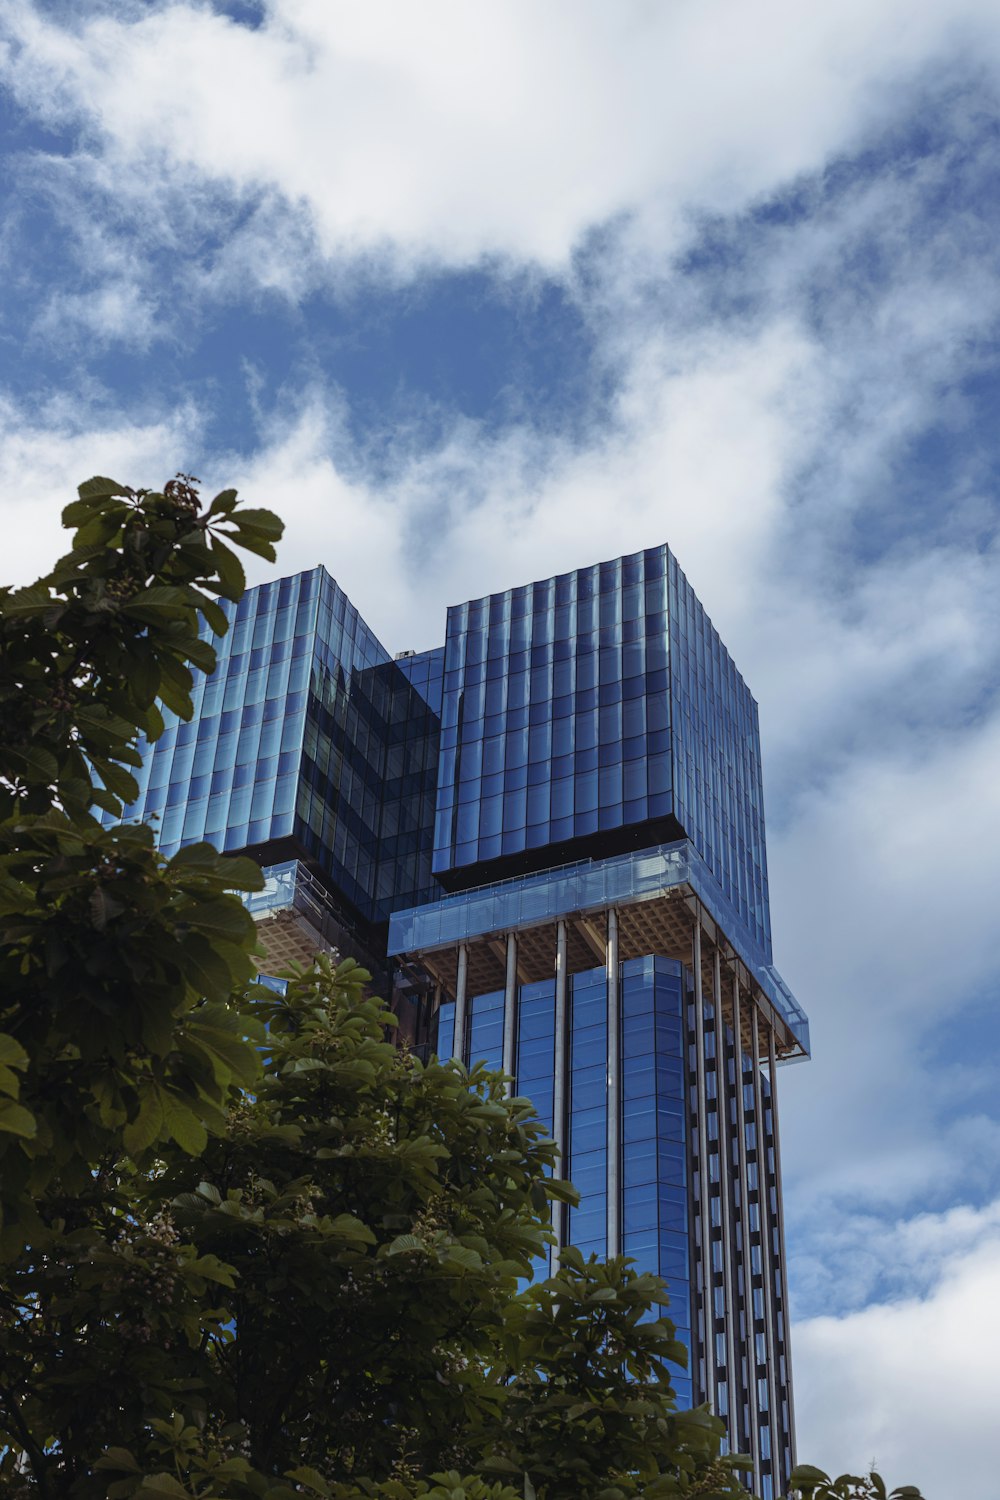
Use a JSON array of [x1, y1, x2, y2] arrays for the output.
[[121, 545, 809, 1499]]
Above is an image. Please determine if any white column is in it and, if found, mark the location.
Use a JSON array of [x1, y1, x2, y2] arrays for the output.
[[502, 932, 518, 1092], [606, 908, 620, 1258], [752, 1009, 780, 1492], [768, 1023, 796, 1478], [552, 919, 569, 1271], [715, 947, 739, 1451], [732, 974, 761, 1495], [453, 943, 469, 1064], [693, 918, 715, 1410]]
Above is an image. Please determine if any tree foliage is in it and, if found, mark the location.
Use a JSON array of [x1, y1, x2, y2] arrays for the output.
[[786, 1471, 921, 1500], [0, 478, 923, 1500]]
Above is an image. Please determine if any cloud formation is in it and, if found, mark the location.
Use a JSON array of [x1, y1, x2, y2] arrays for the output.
[[2, 3, 1000, 1488], [5, 0, 1000, 300], [794, 1200, 1000, 1498]]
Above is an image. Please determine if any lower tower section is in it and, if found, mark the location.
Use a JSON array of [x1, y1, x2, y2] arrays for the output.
[[388, 840, 806, 1499]]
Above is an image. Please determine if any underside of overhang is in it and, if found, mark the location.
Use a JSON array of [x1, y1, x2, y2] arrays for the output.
[[398, 882, 800, 1059]]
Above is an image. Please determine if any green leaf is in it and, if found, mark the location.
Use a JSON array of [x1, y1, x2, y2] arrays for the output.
[[121, 585, 191, 617], [123, 1087, 165, 1157], [181, 636, 217, 674], [210, 536, 246, 602], [178, 934, 235, 998], [220, 854, 266, 892], [89, 885, 126, 931], [162, 1094, 208, 1156], [225, 531, 278, 563], [95, 1448, 143, 1473], [5, 745, 60, 783], [94, 761, 140, 805], [168, 841, 225, 871], [444, 1244, 483, 1271], [386, 1234, 427, 1255], [136, 1476, 191, 1499], [0, 1033, 29, 1070], [77, 475, 129, 501], [74, 512, 126, 548], [159, 653, 195, 697], [185, 1023, 260, 1088], [284, 1468, 331, 1497], [89, 787, 122, 816], [186, 1252, 237, 1287], [187, 897, 255, 943], [545, 1176, 581, 1205], [124, 646, 160, 707], [0, 1098, 37, 1139], [327, 1214, 377, 1244], [207, 488, 239, 517], [229, 508, 283, 537], [197, 596, 230, 636]]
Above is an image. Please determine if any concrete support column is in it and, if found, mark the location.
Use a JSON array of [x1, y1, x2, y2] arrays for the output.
[[715, 947, 739, 1451], [732, 975, 761, 1495], [752, 1010, 781, 1492], [502, 932, 518, 1092], [606, 908, 621, 1258], [693, 918, 715, 1410], [768, 1024, 796, 1477], [552, 918, 569, 1271], [453, 943, 469, 1064]]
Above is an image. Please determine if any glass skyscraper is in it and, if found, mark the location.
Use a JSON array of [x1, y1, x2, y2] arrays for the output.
[[121, 545, 809, 1499]]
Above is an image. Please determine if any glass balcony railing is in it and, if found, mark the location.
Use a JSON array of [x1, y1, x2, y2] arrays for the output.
[[243, 859, 359, 969], [387, 838, 810, 1056]]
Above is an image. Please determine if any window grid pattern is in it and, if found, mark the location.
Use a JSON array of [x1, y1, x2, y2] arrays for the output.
[[112, 568, 443, 925], [621, 956, 693, 1409], [753, 1056, 792, 1489], [114, 568, 319, 856], [373, 648, 444, 916], [297, 574, 404, 917], [516, 980, 556, 1136], [692, 999, 791, 1492], [433, 547, 673, 876], [566, 965, 608, 1259], [668, 555, 772, 959], [435, 999, 455, 1062], [466, 989, 505, 1071]]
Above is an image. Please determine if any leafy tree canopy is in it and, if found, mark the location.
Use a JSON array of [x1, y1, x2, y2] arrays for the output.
[[0, 478, 922, 1500]]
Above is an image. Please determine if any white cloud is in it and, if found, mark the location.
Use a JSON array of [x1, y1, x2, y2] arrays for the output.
[[771, 706, 1000, 1218], [794, 1203, 1000, 1499], [34, 281, 159, 348], [0, 396, 205, 584], [6, 0, 1000, 286]]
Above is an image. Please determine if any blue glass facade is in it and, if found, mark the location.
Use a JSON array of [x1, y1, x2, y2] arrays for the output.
[[113, 569, 442, 936], [668, 555, 771, 958], [620, 957, 693, 1408], [441, 954, 707, 1414], [435, 935, 792, 1486], [566, 966, 607, 1257], [434, 549, 672, 878], [130, 542, 805, 1496], [432, 544, 771, 958]]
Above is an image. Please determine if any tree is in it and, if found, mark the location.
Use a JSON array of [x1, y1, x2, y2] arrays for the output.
[[0, 477, 921, 1500]]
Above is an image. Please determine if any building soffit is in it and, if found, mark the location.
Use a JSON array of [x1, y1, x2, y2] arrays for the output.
[[401, 879, 801, 1060]]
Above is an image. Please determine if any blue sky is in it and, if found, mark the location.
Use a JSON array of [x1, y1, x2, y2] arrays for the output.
[[3, 2, 1000, 1490]]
